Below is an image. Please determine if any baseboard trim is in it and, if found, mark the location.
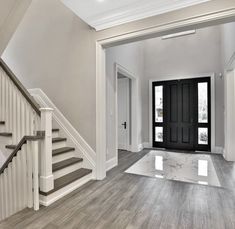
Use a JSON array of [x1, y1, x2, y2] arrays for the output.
[[143, 142, 152, 148], [141, 143, 223, 154], [39, 173, 93, 206], [213, 147, 224, 155], [106, 157, 118, 171]]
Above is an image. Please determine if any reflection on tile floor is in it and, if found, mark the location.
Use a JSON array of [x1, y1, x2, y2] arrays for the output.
[[125, 150, 221, 187]]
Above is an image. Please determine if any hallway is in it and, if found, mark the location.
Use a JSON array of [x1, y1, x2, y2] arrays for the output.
[[0, 150, 235, 229]]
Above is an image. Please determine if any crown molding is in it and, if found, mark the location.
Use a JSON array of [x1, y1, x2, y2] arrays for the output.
[[88, 0, 211, 31]]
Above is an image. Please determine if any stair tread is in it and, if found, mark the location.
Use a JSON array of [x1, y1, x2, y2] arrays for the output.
[[52, 128, 59, 132], [53, 157, 83, 172], [6, 145, 17, 149], [53, 147, 75, 156], [0, 132, 12, 137], [7, 137, 67, 148], [0, 121, 5, 125], [52, 137, 67, 143], [40, 168, 92, 196]]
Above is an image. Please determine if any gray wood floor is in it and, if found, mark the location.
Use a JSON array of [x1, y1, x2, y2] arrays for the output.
[[1, 149, 235, 229]]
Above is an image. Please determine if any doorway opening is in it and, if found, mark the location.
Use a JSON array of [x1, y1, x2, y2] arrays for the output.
[[117, 74, 131, 151], [96, 13, 235, 179], [105, 63, 138, 172], [152, 77, 212, 152]]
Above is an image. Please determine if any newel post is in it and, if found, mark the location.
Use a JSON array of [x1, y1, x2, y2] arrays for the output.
[[39, 108, 54, 192]]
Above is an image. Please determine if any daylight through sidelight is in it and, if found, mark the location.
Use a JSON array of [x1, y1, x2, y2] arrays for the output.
[[198, 82, 209, 145]]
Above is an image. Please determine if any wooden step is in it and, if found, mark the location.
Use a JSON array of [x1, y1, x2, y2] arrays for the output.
[[0, 132, 12, 137], [53, 157, 83, 172], [52, 128, 59, 132], [40, 168, 92, 196], [0, 121, 5, 125], [53, 147, 75, 156], [6, 145, 16, 149], [52, 137, 67, 143]]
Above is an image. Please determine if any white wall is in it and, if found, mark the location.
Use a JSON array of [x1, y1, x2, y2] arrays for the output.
[[142, 26, 224, 147], [221, 22, 235, 68], [0, 0, 32, 55], [221, 22, 235, 161], [106, 42, 144, 160]]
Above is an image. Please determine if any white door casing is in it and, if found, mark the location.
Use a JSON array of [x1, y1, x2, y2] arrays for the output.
[[118, 78, 130, 150]]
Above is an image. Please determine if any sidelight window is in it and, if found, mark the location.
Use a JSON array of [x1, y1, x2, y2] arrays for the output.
[[155, 86, 163, 123], [198, 82, 208, 123], [198, 128, 208, 145], [155, 127, 163, 142]]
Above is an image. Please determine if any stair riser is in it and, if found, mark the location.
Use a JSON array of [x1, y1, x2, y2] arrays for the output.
[[52, 152, 75, 164], [53, 162, 83, 179], [52, 131, 59, 138], [0, 136, 12, 146], [52, 141, 66, 150], [39, 173, 92, 206], [0, 125, 5, 132]]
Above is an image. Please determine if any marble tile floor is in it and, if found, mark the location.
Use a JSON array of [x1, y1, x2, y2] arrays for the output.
[[125, 150, 221, 187]]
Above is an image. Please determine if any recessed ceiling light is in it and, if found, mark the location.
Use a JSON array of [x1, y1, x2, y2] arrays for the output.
[[97, 0, 105, 2]]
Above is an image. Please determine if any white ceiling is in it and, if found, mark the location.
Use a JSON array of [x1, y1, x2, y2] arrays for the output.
[[61, 0, 211, 31]]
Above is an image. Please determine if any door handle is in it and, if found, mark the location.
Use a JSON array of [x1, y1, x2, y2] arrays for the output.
[[122, 122, 127, 129]]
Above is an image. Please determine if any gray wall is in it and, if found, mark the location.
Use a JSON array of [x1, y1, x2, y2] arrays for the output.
[[2, 0, 97, 149], [106, 42, 144, 160], [221, 22, 235, 68], [1, 0, 235, 152], [142, 26, 224, 147], [0, 0, 32, 55]]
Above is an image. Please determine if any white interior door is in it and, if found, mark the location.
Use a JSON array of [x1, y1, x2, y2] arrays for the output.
[[118, 78, 130, 150]]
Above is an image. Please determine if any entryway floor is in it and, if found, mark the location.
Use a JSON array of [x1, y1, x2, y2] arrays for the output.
[[125, 150, 221, 187], [0, 149, 235, 229]]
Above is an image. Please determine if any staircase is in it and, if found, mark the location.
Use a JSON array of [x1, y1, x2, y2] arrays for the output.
[[40, 128, 92, 205], [0, 59, 93, 220]]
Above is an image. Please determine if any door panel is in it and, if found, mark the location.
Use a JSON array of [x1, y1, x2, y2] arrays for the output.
[[118, 78, 130, 150], [165, 80, 195, 149], [153, 77, 211, 151]]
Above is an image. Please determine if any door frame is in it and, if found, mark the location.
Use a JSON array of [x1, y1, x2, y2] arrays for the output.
[[96, 9, 235, 180], [149, 74, 216, 153], [115, 64, 139, 153]]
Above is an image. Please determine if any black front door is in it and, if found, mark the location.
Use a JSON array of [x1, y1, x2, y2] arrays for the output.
[[153, 77, 211, 151]]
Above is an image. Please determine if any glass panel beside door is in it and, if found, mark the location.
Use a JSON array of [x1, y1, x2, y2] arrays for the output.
[[196, 78, 211, 151], [152, 83, 165, 148]]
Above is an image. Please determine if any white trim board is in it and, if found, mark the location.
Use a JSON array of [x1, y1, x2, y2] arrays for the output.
[[96, 8, 235, 180], [148, 73, 216, 154], [106, 157, 118, 172], [28, 88, 96, 172], [61, 0, 210, 31], [91, 0, 211, 31]]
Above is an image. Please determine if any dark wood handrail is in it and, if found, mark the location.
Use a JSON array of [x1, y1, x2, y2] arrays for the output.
[[0, 131, 45, 174], [0, 58, 41, 116]]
